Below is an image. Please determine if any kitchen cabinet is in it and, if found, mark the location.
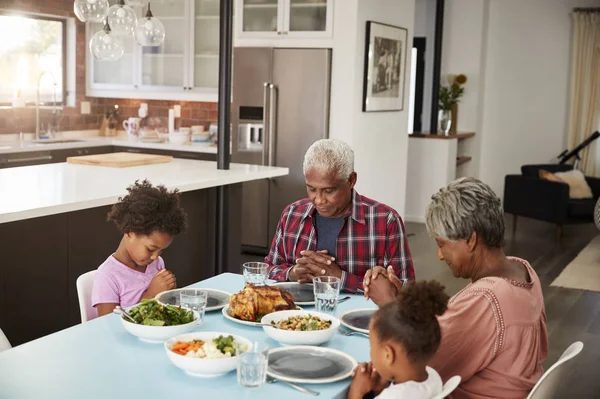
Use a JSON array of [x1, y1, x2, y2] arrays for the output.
[[51, 146, 114, 162], [86, 0, 220, 102], [0, 151, 54, 169], [235, 0, 333, 45], [113, 146, 217, 161]]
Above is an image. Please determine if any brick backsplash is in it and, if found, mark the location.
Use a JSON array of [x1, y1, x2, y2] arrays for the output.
[[0, 0, 216, 135]]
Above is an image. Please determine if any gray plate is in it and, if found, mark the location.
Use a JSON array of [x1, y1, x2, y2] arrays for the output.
[[267, 346, 357, 384], [155, 288, 231, 312], [339, 308, 377, 334], [272, 282, 315, 305]]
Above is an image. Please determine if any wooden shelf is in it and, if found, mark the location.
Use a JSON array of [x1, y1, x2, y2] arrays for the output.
[[410, 132, 475, 140], [456, 156, 472, 166]]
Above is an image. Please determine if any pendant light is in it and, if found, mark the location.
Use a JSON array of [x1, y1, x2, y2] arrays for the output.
[[125, 0, 150, 7], [107, 0, 137, 36], [89, 19, 125, 61], [134, 3, 165, 47], [73, 0, 109, 23]]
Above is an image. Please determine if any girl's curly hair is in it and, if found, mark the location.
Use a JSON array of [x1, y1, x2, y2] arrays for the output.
[[107, 179, 187, 236], [372, 280, 449, 364]]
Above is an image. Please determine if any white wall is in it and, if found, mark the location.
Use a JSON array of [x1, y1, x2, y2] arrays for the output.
[[414, 0, 436, 132], [330, 0, 416, 216], [478, 0, 600, 196]]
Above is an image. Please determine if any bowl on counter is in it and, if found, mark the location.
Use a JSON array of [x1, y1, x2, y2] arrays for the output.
[[260, 310, 339, 346], [120, 308, 200, 343], [169, 131, 189, 145], [165, 332, 253, 378]]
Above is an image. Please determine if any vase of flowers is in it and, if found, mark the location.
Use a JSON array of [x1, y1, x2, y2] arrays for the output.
[[438, 74, 467, 135]]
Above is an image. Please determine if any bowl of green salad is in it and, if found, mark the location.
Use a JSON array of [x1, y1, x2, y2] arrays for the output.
[[120, 299, 200, 343]]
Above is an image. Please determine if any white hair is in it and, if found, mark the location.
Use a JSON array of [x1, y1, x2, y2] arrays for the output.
[[425, 177, 505, 247], [303, 139, 355, 180]]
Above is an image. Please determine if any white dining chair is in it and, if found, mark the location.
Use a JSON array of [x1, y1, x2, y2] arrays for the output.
[[76, 270, 98, 323], [0, 328, 11, 353], [527, 341, 584, 399], [431, 375, 461, 399]]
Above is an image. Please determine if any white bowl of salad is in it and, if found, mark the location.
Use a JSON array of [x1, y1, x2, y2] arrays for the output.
[[120, 299, 200, 343], [165, 332, 252, 377], [260, 310, 339, 346]]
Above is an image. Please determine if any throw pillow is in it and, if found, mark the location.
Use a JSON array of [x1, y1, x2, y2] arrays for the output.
[[538, 169, 564, 183], [555, 170, 594, 199]]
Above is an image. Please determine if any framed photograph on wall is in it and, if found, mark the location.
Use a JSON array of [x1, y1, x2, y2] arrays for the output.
[[362, 21, 408, 112]]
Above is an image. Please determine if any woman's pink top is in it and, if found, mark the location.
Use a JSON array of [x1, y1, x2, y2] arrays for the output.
[[430, 257, 548, 399]]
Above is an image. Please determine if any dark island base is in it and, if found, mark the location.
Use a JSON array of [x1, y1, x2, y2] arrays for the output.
[[0, 184, 242, 346]]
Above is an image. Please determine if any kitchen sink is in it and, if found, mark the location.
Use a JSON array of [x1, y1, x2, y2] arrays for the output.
[[34, 139, 83, 144]]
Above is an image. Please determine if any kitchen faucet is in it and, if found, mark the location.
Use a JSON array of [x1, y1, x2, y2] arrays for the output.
[[35, 71, 58, 140]]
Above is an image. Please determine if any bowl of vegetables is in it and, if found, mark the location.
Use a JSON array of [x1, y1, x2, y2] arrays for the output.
[[260, 310, 339, 346], [165, 332, 252, 377], [121, 299, 200, 343]]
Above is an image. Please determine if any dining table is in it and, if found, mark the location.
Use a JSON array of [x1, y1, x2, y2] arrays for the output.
[[0, 273, 377, 399]]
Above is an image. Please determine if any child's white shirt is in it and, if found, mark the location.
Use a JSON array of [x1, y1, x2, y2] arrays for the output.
[[375, 367, 443, 399]]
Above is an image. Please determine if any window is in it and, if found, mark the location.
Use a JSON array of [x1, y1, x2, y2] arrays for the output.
[[0, 13, 66, 106]]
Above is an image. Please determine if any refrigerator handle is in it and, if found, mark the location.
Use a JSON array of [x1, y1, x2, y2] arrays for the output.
[[262, 82, 270, 166], [268, 83, 278, 167]]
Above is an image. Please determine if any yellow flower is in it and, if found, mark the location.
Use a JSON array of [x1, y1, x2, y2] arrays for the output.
[[455, 74, 467, 84], [446, 74, 457, 85]]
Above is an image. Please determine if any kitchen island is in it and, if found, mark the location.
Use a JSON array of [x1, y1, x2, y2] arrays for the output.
[[0, 159, 288, 345]]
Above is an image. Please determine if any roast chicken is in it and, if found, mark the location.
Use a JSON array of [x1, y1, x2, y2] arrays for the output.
[[229, 284, 296, 321]]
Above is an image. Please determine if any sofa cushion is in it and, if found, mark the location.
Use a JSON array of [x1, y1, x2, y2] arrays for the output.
[[556, 170, 594, 199], [568, 198, 596, 218]]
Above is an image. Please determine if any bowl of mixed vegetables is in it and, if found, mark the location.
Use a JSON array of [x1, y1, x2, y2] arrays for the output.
[[120, 299, 200, 343], [260, 310, 339, 346], [165, 332, 252, 377]]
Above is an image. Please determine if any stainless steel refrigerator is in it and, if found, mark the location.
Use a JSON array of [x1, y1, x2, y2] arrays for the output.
[[232, 47, 332, 253]]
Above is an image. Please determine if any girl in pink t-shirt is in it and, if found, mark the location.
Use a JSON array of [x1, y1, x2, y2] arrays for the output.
[[92, 180, 188, 317], [348, 281, 448, 399]]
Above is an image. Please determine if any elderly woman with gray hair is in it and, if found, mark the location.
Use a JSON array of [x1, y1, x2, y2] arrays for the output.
[[363, 178, 548, 399]]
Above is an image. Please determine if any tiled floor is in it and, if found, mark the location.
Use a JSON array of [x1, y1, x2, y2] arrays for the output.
[[241, 217, 600, 398]]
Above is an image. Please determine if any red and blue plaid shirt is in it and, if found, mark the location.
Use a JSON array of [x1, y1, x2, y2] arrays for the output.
[[265, 190, 414, 293]]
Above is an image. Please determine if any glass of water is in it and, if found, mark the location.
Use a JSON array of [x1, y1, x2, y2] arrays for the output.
[[179, 289, 208, 324], [243, 262, 269, 286], [237, 342, 269, 388], [313, 276, 341, 315]]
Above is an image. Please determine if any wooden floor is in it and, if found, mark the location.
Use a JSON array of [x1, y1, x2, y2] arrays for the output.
[[241, 217, 600, 398]]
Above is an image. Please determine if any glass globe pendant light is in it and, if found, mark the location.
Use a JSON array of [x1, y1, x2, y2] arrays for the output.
[[125, 0, 150, 7], [73, 0, 109, 23], [134, 3, 165, 47], [89, 19, 125, 61], [107, 0, 137, 36]]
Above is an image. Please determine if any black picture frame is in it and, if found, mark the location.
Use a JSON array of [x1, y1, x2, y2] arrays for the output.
[[362, 21, 408, 112]]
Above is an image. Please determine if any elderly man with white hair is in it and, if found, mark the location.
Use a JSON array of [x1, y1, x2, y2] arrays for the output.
[[265, 139, 414, 293]]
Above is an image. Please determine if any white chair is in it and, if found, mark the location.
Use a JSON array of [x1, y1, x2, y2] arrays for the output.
[[431, 375, 461, 399], [0, 328, 11, 353], [527, 341, 584, 399], [76, 270, 98, 323]]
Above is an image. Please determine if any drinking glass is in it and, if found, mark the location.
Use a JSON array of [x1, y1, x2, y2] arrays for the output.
[[237, 342, 269, 388], [313, 276, 341, 315], [243, 262, 269, 286], [179, 289, 208, 324]]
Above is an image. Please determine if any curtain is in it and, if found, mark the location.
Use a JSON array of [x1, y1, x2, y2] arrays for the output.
[[567, 11, 600, 175]]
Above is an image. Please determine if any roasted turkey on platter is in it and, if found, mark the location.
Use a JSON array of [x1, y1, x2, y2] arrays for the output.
[[229, 284, 296, 321]]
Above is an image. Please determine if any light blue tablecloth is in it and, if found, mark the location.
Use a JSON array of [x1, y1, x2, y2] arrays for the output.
[[0, 273, 377, 399]]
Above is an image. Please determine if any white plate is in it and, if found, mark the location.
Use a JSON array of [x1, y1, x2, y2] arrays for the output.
[[267, 346, 358, 384], [222, 304, 302, 327], [155, 288, 231, 312], [339, 308, 376, 335]]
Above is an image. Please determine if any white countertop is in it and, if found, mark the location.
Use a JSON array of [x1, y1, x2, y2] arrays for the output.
[[0, 159, 288, 224], [0, 134, 221, 155]]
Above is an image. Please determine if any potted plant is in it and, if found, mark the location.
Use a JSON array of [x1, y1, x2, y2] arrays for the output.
[[438, 74, 467, 135]]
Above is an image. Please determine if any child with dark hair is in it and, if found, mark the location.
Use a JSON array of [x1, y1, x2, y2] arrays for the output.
[[92, 180, 188, 317], [348, 281, 449, 399]]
